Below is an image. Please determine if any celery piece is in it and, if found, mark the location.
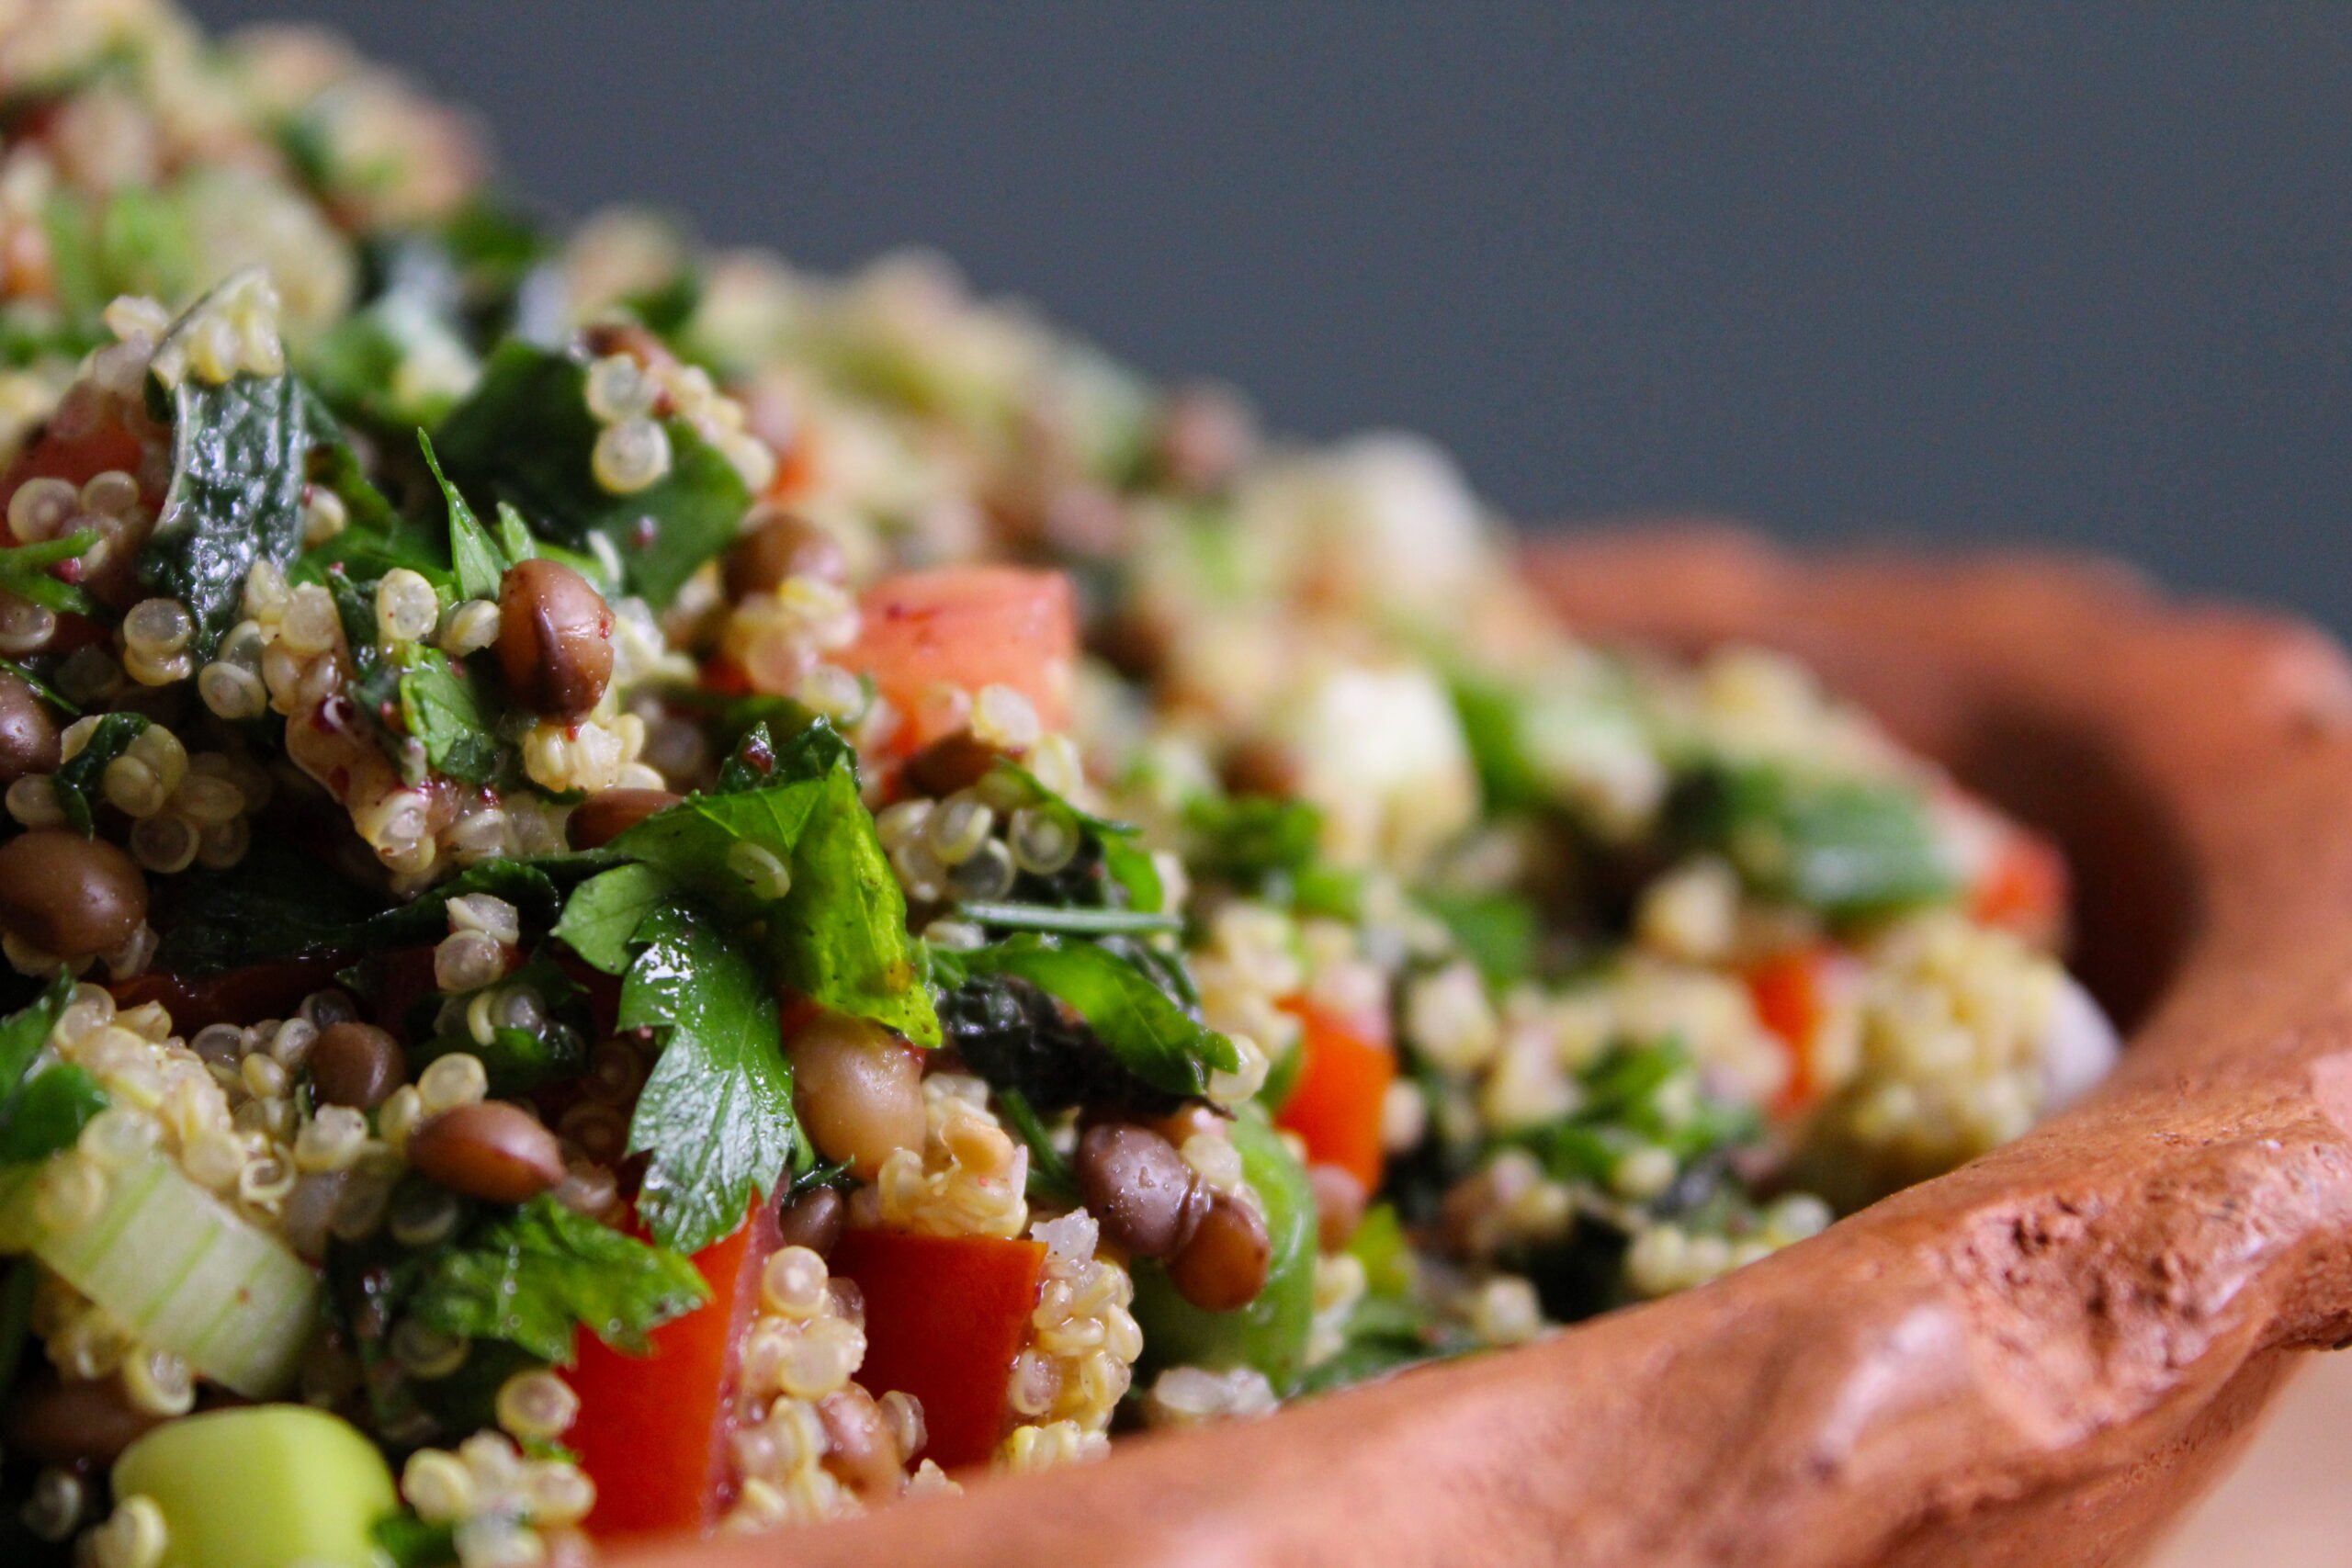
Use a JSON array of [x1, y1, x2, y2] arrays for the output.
[[5, 1149, 319, 1395]]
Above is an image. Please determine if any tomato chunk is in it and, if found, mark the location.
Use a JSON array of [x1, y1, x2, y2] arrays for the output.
[[571, 1204, 780, 1540], [109, 954, 352, 1035], [1, 418, 144, 499], [1272, 1001, 1395, 1192], [1746, 945, 1857, 1115], [1970, 829, 2070, 949], [837, 567, 1077, 749], [828, 1229, 1046, 1471]]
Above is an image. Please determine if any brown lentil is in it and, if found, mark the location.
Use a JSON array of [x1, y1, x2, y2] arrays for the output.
[[0, 829, 147, 960], [903, 729, 1002, 799], [405, 1101, 566, 1204], [309, 1021, 405, 1111], [4, 1376, 165, 1467], [0, 671, 60, 783], [789, 1012, 926, 1180], [496, 559, 615, 719], [1165, 1191, 1272, 1312], [775, 1185, 847, 1256], [566, 787, 682, 850], [1074, 1122, 1205, 1259], [722, 511, 847, 599]]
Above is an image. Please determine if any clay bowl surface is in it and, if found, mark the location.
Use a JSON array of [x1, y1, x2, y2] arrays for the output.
[[628, 528, 2352, 1568]]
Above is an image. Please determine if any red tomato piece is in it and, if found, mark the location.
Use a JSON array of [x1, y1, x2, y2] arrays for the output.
[[1, 418, 143, 499], [1746, 945, 1854, 1115], [108, 953, 352, 1035], [572, 1204, 782, 1540], [1272, 1001, 1396, 1192], [836, 567, 1077, 749], [1970, 829, 2070, 949], [827, 1229, 1046, 1471]]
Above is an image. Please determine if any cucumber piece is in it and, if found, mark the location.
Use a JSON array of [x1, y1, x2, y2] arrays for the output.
[[4, 1150, 319, 1396], [114, 1405, 395, 1568]]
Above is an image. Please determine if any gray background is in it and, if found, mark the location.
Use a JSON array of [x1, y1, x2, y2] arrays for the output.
[[189, 2, 2352, 627]]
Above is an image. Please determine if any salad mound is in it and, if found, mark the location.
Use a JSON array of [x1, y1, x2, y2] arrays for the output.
[[0, 6, 2116, 1567]]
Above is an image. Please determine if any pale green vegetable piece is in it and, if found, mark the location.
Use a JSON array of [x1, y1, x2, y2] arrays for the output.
[[113, 1405, 396, 1568], [0, 1149, 319, 1395]]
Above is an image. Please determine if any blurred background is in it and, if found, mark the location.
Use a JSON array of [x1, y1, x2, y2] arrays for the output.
[[181, 4, 2352, 1562], [187, 1, 2352, 625]]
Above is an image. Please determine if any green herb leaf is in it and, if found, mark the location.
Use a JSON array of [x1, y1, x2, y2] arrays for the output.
[[0, 528, 98, 615], [0, 657, 77, 716], [767, 755, 938, 1048], [51, 710, 149, 835], [493, 502, 538, 566], [955, 901, 1181, 936], [407, 1193, 709, 1365], [1669, 762, 1956, 919], [371, 1512, 458, 1568], [433, 342, 751, 607], [1419, 888, 1540, 986], [998, 1088, 1078, 1203], [347, 860, 571, 952], [0, 973, 104, 1166], [618, 900, 798, 1253], [940, 934, 1238, 1100], [421, 430, 508, 602], [0, 1066, 105, 1164], [148, 838, 385, 976], [1183, 792, 1323, 881], [552, 863, 673, 976], [609, 728, 937, 1047], [144, 318, 346, 654], [397, 648, 499, 784]]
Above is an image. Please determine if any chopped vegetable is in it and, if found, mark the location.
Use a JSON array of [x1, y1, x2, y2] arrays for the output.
[[1746, 945, 1854, 1115], [113, 1405, 397, 1568], [570, 1204, 777, 1539], [829, 1227, 1047, 1469], [1272, 1001, 1396, 1190], [837, 567, 1077, 748], [0, 1148, 319, 1396]]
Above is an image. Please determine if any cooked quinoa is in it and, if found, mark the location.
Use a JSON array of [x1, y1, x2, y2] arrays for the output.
[[0, 6, 2117, 1566]]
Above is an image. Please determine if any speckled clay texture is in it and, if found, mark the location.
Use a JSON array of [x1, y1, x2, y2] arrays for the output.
[[628, 529, 2352, 1568]]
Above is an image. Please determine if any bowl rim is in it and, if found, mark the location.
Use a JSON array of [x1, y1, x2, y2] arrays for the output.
[[625, 527, 2352, 1568]]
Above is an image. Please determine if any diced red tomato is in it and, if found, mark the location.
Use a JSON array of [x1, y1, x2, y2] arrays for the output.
[[571, 1203, 782, 1540], [1746, 945, 1855, 1116], [828, 1229, 1046, 1471], [1970, 829, 2070, 949], [109, 954, 352, 1034], [1272, 1001, 1396, 1192], [836, 567, 1077, 750], [1, 418, 144, 500]]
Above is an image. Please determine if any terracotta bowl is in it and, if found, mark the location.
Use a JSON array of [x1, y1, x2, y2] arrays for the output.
[[628, 528, 2352, 1568]]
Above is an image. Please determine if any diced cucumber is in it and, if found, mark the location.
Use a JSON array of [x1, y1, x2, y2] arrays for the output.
[[114, 1405, 395, 1568], [3, 1150, 319, 1396]]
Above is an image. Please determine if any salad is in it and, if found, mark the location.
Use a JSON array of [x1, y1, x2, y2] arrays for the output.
[[0, 6, 2118, 1567]]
